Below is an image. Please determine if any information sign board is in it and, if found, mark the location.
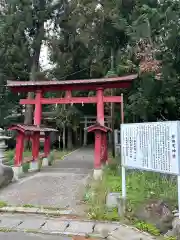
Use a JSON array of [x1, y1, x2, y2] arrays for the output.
[[121, 121, 180, 175]]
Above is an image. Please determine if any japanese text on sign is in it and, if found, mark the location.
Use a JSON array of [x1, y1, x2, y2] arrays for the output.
[[121, 121, 180, 174]]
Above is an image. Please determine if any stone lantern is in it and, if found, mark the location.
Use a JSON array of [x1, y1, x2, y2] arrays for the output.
[[0, 128, 14, 186], [0, 128, 10, 163]]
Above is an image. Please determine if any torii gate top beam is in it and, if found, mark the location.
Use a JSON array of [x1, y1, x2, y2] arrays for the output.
[[7, 74, 137, 93]]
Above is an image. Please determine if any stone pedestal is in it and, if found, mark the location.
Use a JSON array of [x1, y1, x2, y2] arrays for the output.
[[12, 166, 23, 180], [93, 169, 103, 180], [42, 157, 48, 167], [29, 161, 38, 172]]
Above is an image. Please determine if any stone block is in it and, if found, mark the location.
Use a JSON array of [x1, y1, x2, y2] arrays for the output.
[[29, 161, 38, 172], [58, 210, 73, 215], [17, 218, 46, 230], [36, 208, 50, 215], [42, 158, 48, 167], [41, 220, 69, 232], [39, 209, 73, 215], [0, 164, 14, 186], [93, 169, 103, 180], [0, 218, 22, 229], [134, 199, 173, 233], [94, 223, 118, 237], [172, 217, 180, 238], [66, 221, 94, 234], [12, 166, 23, 180], [0, 207, 17, 212], [14, 207, 39, 214], [106, 192, 120, 208], [110, 226, 154, 240]]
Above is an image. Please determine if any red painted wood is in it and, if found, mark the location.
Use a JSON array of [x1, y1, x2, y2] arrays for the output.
[[20, 99, 36, 104], [8, 124, 57, 132], [20, 97, 96, 105], [15, 133, 24, 166], [97, 88, 104, 125], [101, 133, 108, 163], [94, 131, 102, 169], [87, 124, 111, 169], [65, 90, 72, 98], [20, 96, 122, 105], [44, 134, 50, 157], [7, 74, 137, 88], [9, 81, 132, 93], [8, 75, 132, 171], [32, 132, 40, 160], [34, 90, 42, 126], [87, 124, 111, 133]]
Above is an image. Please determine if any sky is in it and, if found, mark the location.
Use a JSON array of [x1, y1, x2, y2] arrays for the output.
[[39, 43, 51, 71]]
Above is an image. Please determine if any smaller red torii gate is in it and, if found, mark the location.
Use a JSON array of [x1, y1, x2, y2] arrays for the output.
[[7, 74, 137, 178], [8, 124, 57, 166]]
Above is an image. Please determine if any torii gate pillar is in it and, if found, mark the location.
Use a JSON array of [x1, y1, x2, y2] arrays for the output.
[[86, 123, 111, 180]]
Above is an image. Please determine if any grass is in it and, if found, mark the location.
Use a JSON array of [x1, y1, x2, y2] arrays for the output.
[[53, 150, 71, 160], [22, 162, 30, 173], [5, 149, 71, 166], [5, 150, 32, 166], [84, 158, 177, 236], [0, 228, 16, 233], [0, 201, 67, 212], [0, 201, 8, 208], [22, 204, 65, 211]]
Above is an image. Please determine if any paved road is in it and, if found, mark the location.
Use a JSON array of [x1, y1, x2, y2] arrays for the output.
[[0, 232, 71, 240], [0, 147, 94, 215]]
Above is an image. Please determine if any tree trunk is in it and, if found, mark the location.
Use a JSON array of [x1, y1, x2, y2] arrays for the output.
[[63, 127, 66, 150], [74, 128, 78, 147], [67, 127, 73, 150], [79, 127, 82, 146], [24, 0, 45, 125]]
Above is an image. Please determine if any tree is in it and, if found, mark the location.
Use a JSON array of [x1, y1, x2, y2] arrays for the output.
[[0, 0, 69, 125], [2, 0, 180, 131]]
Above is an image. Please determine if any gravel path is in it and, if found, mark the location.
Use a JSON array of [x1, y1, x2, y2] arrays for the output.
[[0, 147, 94, 215]]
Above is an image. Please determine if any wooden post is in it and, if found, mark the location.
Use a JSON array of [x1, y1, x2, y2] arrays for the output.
[[101, 132, 108, 164], [79, 126, 82, 146], [44, 134, 50, 157], [15, 133, 24, 166], [83, 117, 87, 146], [63, 126, 66, 150], [34, 90, 42, 126], [96, 88, 104, 169], [94, 131, 102, 169], [32, 132, 40, 160]]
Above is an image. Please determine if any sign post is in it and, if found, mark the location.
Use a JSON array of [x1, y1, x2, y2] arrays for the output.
[[120, 94, 126, 200], [121, 121, 180, 218]]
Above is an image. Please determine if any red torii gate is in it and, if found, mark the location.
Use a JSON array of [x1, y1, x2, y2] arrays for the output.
[[7, 74, 137, 178]]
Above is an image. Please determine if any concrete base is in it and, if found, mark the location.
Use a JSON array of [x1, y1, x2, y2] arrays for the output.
[[12, 166, 23, 180], [93, 169, 103, 180], [29, 161, 38, 172], [42, 158, 48, 167]]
